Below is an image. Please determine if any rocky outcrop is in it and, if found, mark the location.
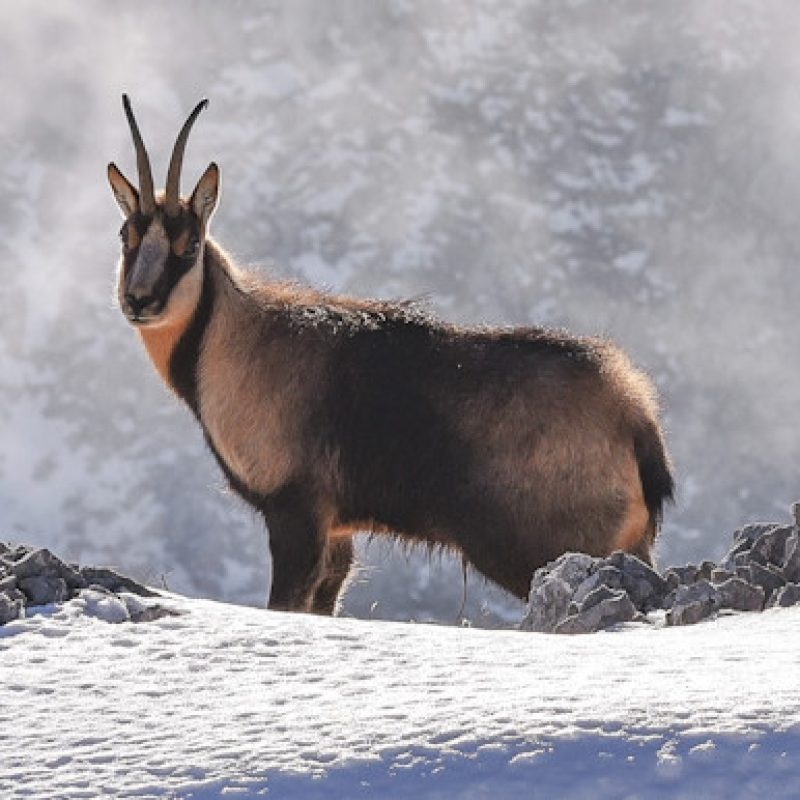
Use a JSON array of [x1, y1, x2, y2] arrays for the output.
[[521, 502, 800, 634], [0, 543, 168, 626]]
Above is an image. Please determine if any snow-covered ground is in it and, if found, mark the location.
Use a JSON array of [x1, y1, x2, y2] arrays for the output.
[[2, 593, 798, 799]]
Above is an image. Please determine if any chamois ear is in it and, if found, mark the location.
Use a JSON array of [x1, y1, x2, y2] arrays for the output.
[[190, 162, 219, 226], [107, 162, 139, 217]]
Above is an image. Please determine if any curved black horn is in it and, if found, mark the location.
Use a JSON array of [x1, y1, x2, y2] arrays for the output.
[[164, 98, 209, 217], [121, 94, 156, 216]]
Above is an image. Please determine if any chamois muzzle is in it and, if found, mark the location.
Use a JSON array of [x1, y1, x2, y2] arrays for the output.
[[121, 290, 162, 324]]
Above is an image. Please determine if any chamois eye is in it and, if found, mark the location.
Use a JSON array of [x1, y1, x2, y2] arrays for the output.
[[185, 237, 200, 258]]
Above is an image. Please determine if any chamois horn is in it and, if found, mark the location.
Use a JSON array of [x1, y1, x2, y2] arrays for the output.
[[164, 98, 209, 217], [121, 94, 156, 216]]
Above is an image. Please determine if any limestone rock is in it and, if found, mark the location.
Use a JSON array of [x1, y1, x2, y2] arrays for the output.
[[19, 575, 69, 606], [11, 547, 84, 590], [664, 565, 700, 590], [79, 567, 159, 598], [666, 581, 719, 626], [767, 583, 800, 609], [0, 591, 23, 625], [522, 552, 601, 632], [710, 568, 735, 584], [555, 591, 638, 634], [783, 535, 800, 583], [521, 576, 575, 633], [606, 551, 668, 610], [747, 563, 785, 600], [715, 577, 764, 612], [569, 584, 619, 616], [750, 525, 794, 569]]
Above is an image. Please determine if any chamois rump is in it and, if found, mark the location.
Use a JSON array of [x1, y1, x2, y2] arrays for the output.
[[108, 96, 674, 615]]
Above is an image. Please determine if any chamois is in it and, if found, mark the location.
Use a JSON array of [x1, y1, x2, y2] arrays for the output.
[[108, 96, 674, 615]]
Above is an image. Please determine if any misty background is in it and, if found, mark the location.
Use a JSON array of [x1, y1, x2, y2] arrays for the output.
[[1, 1, 798, 624]]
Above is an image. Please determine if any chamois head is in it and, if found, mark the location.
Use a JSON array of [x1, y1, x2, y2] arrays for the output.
[[108, 95, 218, 327]]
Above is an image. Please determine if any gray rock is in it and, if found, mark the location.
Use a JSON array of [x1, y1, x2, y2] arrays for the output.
[[664, 565, 700, 589], [7, 587, 26, 605], [86, 583, 114, 596], [732, 523, 780, 548], [792, 502, 800, 528], [569, 563, 639, 608], [783, 536, 800, 583], [9, 547, 57, 577], [521, 576, 575, 632], [721, 524, 788, 570], [748, 563, 785, 599], [120, 593, 182, 623], [11, 547, 84, 589], [661, 589, 676, 609], [699, 560, 717, 580], [572, 559, 622, 606], [715, 577, 765, 612], [606, 551, 668, 610], [572, 571, 605, 606], [767, 583, 800, 608], [710, 568, 735, 584], [594, 565, 624, 591], [79, 567, 158, 598], [578, 584, 621, 613], [750, 525, 794, 569], [0, 591, 23, 625], [666, 580, 719, 626], [555, 591, 638, 634], [522, 553, 601, 632], [0, 541, 169, 625], [547, 552, 600, 590], [19, 575, 69, 606], [727, 537, 752, 557], [127, 605, 181, 623], [14, 544, 35, 560], [720, 539, 752, 571]]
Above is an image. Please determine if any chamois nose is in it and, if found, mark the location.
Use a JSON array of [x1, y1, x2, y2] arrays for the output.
[[124, 292, 158, 319]]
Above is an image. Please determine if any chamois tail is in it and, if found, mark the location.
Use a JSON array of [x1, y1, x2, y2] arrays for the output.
[[633, 419, 675, 537]]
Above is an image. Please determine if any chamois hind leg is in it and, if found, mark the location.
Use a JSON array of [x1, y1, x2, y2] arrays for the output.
[[263, 494, 326, 613], [309, 538, 355, 616]]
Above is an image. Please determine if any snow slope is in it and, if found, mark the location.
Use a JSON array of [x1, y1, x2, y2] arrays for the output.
[[2, 594, 799, 799]]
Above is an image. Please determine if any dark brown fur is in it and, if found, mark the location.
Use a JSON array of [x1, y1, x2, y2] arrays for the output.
[[109, 98, 674, 615]]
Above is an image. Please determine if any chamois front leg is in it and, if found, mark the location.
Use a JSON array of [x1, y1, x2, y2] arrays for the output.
[[262, 494, 326, 613], [309, 539, 355, 616]]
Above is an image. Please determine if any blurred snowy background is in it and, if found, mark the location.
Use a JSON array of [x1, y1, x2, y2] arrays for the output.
[[1, 0, 799, 624]]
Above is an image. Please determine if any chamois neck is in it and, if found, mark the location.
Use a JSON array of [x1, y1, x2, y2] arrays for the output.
[[165, 243, 222, 415]]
